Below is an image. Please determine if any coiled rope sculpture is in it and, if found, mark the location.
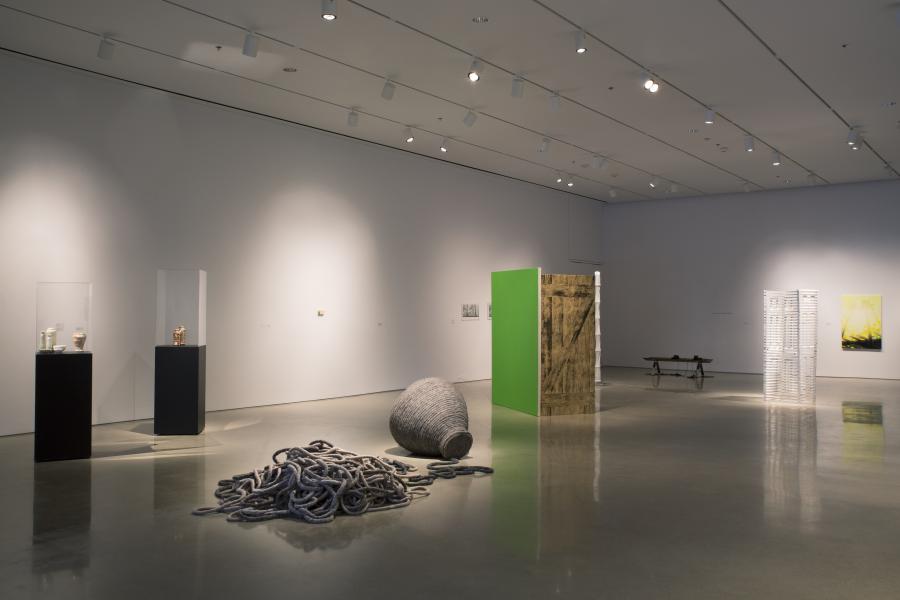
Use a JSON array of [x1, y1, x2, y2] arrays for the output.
[[193, 440, 492, 524]]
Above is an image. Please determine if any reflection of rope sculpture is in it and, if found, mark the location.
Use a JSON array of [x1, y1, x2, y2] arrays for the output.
[[390, 378, 473, 459], [193, 440, 492, 524]]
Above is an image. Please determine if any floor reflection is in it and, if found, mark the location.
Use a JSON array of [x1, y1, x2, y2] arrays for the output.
[[764, 404, 820, 529], [260, 510, 402, 553], [841, 402, 885, 466], [31, 460, 92, 597], [490, 404, 602, 592], [648, 373, 705, 391]]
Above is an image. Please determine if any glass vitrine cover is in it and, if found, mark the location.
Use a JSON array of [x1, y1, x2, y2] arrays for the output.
[[156, 269, 207, 346], [36, 282, 92, 352]]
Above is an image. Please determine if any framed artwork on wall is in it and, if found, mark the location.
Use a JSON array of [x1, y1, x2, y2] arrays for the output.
[[461, 303, 480, 321], [841, 295, 882, 351]]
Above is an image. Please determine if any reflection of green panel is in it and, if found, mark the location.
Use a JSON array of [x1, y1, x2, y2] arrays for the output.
[[491, 268, 539, 415], [490, 405, 539, 560]]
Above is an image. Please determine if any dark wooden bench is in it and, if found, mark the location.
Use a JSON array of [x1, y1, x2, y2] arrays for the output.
[[643, 355, 712, 379]]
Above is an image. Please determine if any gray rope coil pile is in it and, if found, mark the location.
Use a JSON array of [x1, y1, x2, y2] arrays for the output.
[[193, 440, 492, 524], [390, 378, 473, 459]]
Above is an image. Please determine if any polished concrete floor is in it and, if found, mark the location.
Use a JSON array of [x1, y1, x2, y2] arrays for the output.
[[2, 367, 899, 599]]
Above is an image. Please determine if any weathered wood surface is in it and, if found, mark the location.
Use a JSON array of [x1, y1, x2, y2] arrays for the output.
[[540, 274, 596, 416]]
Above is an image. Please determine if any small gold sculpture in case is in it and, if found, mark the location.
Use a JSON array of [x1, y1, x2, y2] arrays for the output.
[[172, 325, 187, 346]]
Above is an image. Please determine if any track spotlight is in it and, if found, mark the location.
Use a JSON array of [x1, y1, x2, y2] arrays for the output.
[[97, 36, 115, 60], [566, 177, 574, 188], [381, 79, 396, 100], [744, 135, 755, 152], [851, 141, 860, 150], [538, 137, 550, 153], [704, 109, 715, 125], [641, 72, 659, 93], [549, 92, 561, 112], [242, 32, 259, 58], [321, 0, 337, 21], [847, 128, 859, 146], [649, 176, 660, 189], [575, 30, 587, 54], [555, 172, 564, 183], [511, 75, 525, 98], [347, 109, 358, 127], [467, 58, 482, 83], [403, 126, 414, 143], [463, 109, 477, 127], [591, 155, 601, 169], [608, 188, 617, 199], [771, 151, 781, 166], [440, 138, 449, 153]]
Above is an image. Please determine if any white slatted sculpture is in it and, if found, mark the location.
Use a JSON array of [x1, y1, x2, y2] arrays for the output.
[[763, 290, 818, 403]]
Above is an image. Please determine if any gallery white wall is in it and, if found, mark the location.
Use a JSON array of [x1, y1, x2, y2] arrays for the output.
[[0, 52, 602, 437], [600, 179, 900, 379]]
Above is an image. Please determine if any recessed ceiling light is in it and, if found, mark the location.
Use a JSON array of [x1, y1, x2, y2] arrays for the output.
[[282, 67, 297, 72], [321, 0, 337, 21], [472, 16, 489, 24]]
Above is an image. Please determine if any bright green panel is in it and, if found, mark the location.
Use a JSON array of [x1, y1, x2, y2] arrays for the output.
[[491, 268, 539, 416], [490, 405, 540, 559]]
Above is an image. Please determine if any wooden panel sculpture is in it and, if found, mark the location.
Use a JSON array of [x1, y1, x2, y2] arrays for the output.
[[540, 274, 596, 416]]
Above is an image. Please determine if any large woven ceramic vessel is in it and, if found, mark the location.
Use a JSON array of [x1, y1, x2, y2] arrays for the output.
[[390, 378, 473, 459]]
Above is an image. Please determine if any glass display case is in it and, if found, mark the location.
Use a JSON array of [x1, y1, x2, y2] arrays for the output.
[[156, 269, 206, 347], [36, 282, 92, 353], [34, 281, 93, 462], [154, 269, 207, 435]]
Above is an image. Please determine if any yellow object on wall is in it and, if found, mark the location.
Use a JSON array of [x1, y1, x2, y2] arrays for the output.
[[841, 295, 882, 351]]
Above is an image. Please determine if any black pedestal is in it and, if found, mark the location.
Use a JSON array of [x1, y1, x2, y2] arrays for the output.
[[154, 345, 206, 435], [34, 352, 92, 462]]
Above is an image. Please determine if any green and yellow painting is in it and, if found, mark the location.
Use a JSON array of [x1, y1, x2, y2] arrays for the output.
[[841, 295, 882, 351]]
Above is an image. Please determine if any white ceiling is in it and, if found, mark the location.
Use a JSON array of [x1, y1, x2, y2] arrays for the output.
[[1, 0, 898, 202]]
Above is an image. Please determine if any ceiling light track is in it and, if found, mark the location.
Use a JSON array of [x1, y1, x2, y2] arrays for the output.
[[17, 0, 663, 199], [342, 0, 759, 192], [715, 0, 896, 178], [524, 0, 833, 185]]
